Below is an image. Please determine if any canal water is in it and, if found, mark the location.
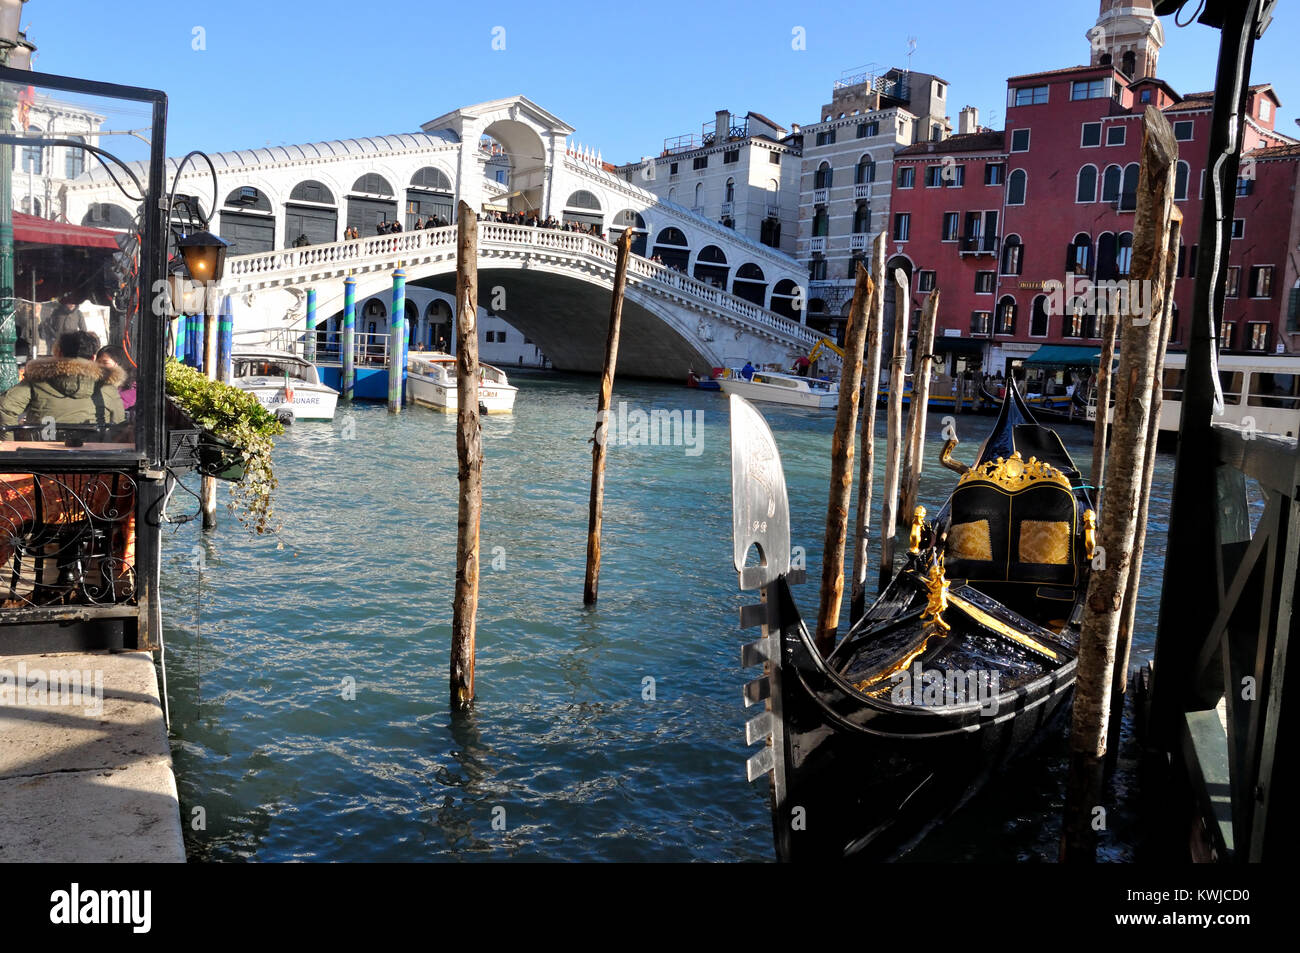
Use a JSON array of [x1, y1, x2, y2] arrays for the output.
[[161, 372, 1174, 861]]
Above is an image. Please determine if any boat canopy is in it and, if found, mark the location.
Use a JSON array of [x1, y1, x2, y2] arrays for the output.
[[1023, 344, 1103, 367]]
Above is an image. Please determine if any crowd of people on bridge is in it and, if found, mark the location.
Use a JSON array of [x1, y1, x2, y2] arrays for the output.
[[475, 209, 607, 240]]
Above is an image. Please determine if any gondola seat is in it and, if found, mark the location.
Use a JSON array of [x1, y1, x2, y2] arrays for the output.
[[944, 452, 1081, 602]]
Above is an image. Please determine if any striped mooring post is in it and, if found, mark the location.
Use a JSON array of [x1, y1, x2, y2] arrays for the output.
[[173, 315, 185, 362], [343, 276, 356, 400], [387, 267, 406, 412], [304, 287, 317, 364], [217, 295, 233, 383]]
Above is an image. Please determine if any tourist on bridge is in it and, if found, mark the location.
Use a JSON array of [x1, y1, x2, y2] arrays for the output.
[[414, 217, 424, 230]]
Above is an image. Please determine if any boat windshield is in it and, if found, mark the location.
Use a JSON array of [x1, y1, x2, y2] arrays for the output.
[[235, 359, 317, 384]]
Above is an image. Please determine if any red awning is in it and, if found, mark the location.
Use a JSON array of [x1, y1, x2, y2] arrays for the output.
[[13, 211, 121, 250]]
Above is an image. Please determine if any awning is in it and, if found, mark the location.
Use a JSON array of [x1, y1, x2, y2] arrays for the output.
[[13, 211, 121, 250], [1024, 344, 1103, 367], [933, 337, 986, 354]]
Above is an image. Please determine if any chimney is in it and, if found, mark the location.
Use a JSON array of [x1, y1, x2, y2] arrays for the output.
[[958, 106, 979, 135], [716, 109, 731, 140]]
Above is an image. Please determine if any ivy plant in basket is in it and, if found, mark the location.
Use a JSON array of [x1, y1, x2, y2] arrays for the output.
[[164, 359, 285, 534]]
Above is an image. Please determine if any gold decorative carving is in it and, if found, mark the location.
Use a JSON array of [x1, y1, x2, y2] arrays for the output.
[[956, 450, 1072, 493]]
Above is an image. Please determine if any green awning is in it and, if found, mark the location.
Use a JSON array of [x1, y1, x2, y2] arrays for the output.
[[1023, 344, 1103, 367]]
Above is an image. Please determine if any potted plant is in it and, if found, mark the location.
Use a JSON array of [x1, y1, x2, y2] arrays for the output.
[[164, 359, 285, 534]]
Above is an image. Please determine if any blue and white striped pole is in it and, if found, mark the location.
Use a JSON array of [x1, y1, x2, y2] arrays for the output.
[[304, 287, 317, 363], [388, 268, 406, 412], [218, 295, 234, 383], [343, 276, 356, 401]]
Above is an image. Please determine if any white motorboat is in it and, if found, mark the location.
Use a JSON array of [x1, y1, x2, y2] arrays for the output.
[[407, 351, 518, 414], [718, 370, 839, 409], [231, 349, 338, 423]]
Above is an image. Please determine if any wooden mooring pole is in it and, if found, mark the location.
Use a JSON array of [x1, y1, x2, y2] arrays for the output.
[[583, 226, 635, 605], [900, 287, 940, 523], [814, 261, 874, 655], [850, 232, 887, 624], [1090, 307, 1118, 507], [1063, 107, 1178, 861], [877, 267, 912, 592], [450, 203, 482, 710]]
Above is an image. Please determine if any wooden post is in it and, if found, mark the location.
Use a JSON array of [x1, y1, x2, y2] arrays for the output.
[[1091, 307, 1119, 506], [850, 232, 888, 623], [900, 287, 940, 522], [1063, 107, 1178, 861], [387, 268, 406, 413], [584, 226, 635, 605], [814, 261, 874, 655], [1109, 211, 1182, 756], [342, 276, 356, 400], [450, 203, 482, 710], [201, 285, 218, 531], [877, 267, 912, 592]]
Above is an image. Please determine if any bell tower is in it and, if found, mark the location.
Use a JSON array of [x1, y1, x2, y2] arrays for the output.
[[1087, 0, 1165, 80]]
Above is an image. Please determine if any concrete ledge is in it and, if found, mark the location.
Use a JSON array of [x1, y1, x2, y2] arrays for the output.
[[0, 651, 184, 863]]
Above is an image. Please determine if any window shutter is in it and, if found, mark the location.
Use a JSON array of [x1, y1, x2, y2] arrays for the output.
[[1288, 287, 1300, 333]]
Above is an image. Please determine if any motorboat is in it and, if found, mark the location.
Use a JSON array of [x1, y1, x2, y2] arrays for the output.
[[230, 349, 338, 423], [719, 370, 838, 409], [407, 351, 518, 414]]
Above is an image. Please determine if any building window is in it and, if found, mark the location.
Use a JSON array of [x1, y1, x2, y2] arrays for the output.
[[893, 213, 911, 242], [931, 123, 944, 142], [810, 257, 828, 281], [1121, 50, 1137, 77], [856, 120, 879, 138], [975, 271, 995, 294], [1071, 79, 1106, 100], [1140, 89, 1152, 104], [1096, 232, 1117, 280], [815, 129, 837, 146], [1220, 322, 1234, 349], [1010, 129, 1030, 152], [1231, 219, 1245, 239], [1225, 265, 1240, 298], [769, 152, 780, 165], [1189, 244, 1198, 278], [996, 296, 1018, 334], [20, 127, 42, 174], [815, 162, 833, 190], [1081, 122, 1102, 147], [1077, 165, 1098, 202], [65, 136, 86, 178], [925, 165, 944, 187], [725, 177, 735, 203], [985, 163, 1004, 186], [812, 209, 829, 237], [1007, 169, 1027, 205], [723, 149, 739, 164], [1001, 235, 1023, 276], [941, 212, 960, 241], [1248, 322, 1270, 351], [1173, 120, 1194, 141], [855, 155, 876, 184], [944, 165, 965, 187], [847, 255, 865, 279], [1260, 99, 1272, 122], [1014, 85, 1049, 106], [1236, 176, 1254, 197], [1117, 233, 1134, 275], [1119, 163, 1139, 211], [897, 166, 915, 188], [693, 155, 708, 170], [1102, 164, 1122, 203], [1106, 125, 1127, 146], [918, 270, 936, 292], [669, 162, 678, 175], [971, 311, 992, 335], [1030, 295, 1050, 336], [852, 204, 871, 233], [1250, 265, 1274, 298], [1175, 161, 1189, 201], [1070, 233, 1093, 275], [760, 217, 781, 248]]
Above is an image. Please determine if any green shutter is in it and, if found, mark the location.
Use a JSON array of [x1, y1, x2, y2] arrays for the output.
[[1288, 286, 1300, 333]]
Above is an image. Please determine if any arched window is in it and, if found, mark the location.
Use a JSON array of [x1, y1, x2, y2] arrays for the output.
[[1066, 297, 1088, 338], [732, 262, 767, 305], [223, 186, 272, 213], [694, 244, 729, 287], [1069, 233, 1092, 275], [1121, 50, 1137, 78], [852, 204, 871, 233], [21, 126, 42, 174], [1031, 295, 1050, 336], [1102, 164, 1122, 203], [1077, 164, 1098, 203], [815, 162, 833, 190], [652, 226, 690, 270], [565, 189, 601, 210], [410, 167, 452, 191], [813, 209, 829, 237], [1120, 163, 1140, 211], [1007, 168, 1027, 205], [855, 155, 876, 184], [1001, 234, 1023, 276], [1174, 160, 1189, 202], [770, 278, 801, 320], [1096, 232, 1117, 280], [1117, 232, 1134, 275], [694, 182, 703, 207], [64, 135, 86, 179], [996, 295, 1018, 334], [81, 203, 133, 230], [351, 173, 394, 196], [725, 177, 735, 203], [656, 227, 688, 246], [290, 180, 335, 204]]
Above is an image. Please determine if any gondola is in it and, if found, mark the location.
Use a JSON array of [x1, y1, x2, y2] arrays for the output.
[[730, 385, 1095, 861], [978, 382, 1084, 423]]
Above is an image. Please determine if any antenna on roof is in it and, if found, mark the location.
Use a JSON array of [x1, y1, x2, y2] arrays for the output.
[[905, 36, 917, 72]]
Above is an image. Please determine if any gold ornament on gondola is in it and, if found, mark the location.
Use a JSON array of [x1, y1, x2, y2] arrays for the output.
[[921, 555, 951, 633], [1083, 508, 1097, 562], [909, 505, 927, 555], [956, 451, 1072, 492]]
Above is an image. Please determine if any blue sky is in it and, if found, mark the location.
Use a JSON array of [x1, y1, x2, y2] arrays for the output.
[[26, 0, 1299, 161]]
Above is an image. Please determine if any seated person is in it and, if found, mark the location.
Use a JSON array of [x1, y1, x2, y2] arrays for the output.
[[0, 331, 126, 434]]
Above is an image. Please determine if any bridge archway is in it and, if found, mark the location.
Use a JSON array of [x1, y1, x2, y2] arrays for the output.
[[770, 278, 801, 321], [693, 245, 729, 288], [652, 226, 689, 271], [407, 167, 454, 228], [480, 118, 547, 215], [348, 173, 397, 236], [563, 189, 602, 231], [286, 180, 338, 246], [426, 299, 453, 350], [732, 263, 766, 306], [610, 209, 647, 256]]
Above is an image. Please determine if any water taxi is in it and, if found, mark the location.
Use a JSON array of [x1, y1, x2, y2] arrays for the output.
[[230, 349, 339, 423], [407, 352, 518, 414], [718, 370, 838, 409]]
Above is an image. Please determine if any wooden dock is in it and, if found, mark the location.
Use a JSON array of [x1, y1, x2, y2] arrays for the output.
[[0, 651, 184, 863]]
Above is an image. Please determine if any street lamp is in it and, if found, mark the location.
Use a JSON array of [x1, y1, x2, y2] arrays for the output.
[[178, 229, 228, 283], [0, 0, 32, 391]]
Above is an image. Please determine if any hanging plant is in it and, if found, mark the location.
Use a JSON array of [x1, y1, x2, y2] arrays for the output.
[[164, 359, 285, 534]]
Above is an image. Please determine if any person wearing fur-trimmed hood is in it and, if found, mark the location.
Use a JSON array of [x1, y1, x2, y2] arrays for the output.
[[0, 331, 126, 428]]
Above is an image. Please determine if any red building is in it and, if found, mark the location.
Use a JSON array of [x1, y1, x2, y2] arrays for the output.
[[888, 0, 1300, 380]]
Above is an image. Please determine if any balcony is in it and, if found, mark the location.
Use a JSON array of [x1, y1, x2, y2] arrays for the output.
[[720, 201, 734, 216], [959, 234, 999, 256], [765, 203, 780, 219], [813, 187, 829, 205], [853, 183, 871, 200], [849, 233, 868, 252], [809, 236, 827, 253], [691, 204, 705, 214]]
